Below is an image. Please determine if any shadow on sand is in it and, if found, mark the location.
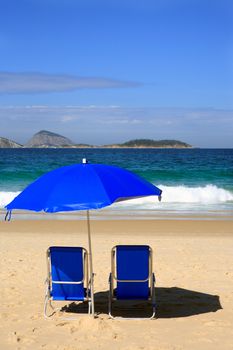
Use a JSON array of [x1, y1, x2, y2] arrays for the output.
[[61, 287, 222, 319]]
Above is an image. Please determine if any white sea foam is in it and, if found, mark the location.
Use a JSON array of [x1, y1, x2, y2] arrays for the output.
[[158, 184, 233, 203], [0, 185, 233, 210], [0, 192, 20, 208], [114, 184, 233, 209]]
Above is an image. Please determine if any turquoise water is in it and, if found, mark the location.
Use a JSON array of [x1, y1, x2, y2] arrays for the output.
[[1, 148, 233, 218]]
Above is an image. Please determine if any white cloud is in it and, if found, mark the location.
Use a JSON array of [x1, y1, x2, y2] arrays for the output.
[[61, 115, 79, 123], [0, 105, 232, 147], [0, 72, 141, 94]]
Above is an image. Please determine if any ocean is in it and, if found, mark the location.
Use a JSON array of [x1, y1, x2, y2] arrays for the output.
[[0, 148, 233, 219]]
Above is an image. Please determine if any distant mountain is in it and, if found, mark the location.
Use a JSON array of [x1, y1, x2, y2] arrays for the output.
[[117, 139, 192, 148], [0, 132, 192, 149], [25, 130, 73, 148], [0, 137, 22, 148]]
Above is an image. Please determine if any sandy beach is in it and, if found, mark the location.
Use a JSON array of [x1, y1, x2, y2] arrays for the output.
[[1, 218, 233, 350]]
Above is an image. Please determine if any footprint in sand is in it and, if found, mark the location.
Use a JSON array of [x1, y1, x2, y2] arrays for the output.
[[56, 322, 69, 327], [70, 326, 78, 334], [11, 331, 21, 343], [9, 331, 34, 345]]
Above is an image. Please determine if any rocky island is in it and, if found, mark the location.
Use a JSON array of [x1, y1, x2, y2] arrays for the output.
[[0, 130, 192, 148], [103, 139, 191, 148], [25, 130, 73, 148], [0, 137, 22, 148]]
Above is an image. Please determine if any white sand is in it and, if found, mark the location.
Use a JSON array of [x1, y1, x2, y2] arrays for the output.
[[0, 219, 233, 350]]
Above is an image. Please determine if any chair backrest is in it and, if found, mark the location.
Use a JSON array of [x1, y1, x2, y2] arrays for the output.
[[114, 245, 151, 300], [48, 246, 86, 301]]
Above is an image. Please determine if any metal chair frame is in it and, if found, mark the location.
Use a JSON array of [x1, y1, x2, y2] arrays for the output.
[[108, 245, 156, 319], [44, 247, 93, 318]]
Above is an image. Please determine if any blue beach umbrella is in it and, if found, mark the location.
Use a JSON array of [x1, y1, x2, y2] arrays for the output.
[[5, 159, 162, 316]]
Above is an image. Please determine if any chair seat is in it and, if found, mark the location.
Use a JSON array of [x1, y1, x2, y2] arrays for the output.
[[51, 287, 87, 301], [51, 295, 85, 301], [114, 287, 150, 300]]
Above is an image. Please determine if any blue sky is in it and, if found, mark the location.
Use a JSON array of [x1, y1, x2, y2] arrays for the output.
[[0, 0, 232, 147]]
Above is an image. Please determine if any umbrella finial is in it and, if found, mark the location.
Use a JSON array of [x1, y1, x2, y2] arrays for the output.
[[82, 158, 88, 164]]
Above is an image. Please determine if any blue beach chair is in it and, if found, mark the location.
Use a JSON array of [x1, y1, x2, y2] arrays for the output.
[[108, 245, 156, 319], [44, 246, 93, 318]]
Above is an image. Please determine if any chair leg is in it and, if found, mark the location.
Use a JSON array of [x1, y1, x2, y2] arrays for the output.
[[151, 304, 156, 319], [150, 299, 156, 319], [44, 295, 49, 318], [88, 298, 92, 314], [108, 274, 114, 319], [109, 286, 156, 320], [44, 296, 55, 318], [109, 299, 156, 320], [108, 291, 114, 319], [150, 274, 156, 319]]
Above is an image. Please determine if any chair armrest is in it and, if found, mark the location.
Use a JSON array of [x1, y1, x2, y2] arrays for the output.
[[88, 273, 95, 287], [108, 273, 114, 299], [45, 277, 50, 287], [108, 273, 112, 283], [44, 277, 51, 297]]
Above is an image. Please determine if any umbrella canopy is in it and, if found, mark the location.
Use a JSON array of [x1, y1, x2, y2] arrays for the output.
[[5, 160, 162, 317], [6, 162, 162, 213]]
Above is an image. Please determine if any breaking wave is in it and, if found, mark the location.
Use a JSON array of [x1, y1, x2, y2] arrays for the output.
[[114, 184, 233, 209], [158, 184, 233, 203], [0, 185, 233, 210]]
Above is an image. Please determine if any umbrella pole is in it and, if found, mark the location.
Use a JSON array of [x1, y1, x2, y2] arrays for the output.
[[87, 210, 95, 317]]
